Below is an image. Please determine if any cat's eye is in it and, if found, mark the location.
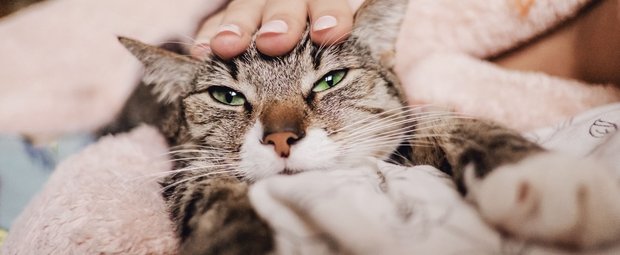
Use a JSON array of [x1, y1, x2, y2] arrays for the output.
[[208, 86, 246, 106], [312, 70, 347, 93]]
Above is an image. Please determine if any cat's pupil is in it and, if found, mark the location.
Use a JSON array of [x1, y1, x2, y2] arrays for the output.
[[225, 91, 236, 103], [325, 75, 334, 86]]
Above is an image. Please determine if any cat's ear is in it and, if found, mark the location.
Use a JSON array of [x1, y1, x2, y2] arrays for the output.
[[118, 37, 200, 103], [351, 0, 408, 67]]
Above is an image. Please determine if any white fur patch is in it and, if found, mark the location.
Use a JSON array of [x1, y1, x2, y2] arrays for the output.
[[474, 152, 620, 248], [239, 121, 340, 181]]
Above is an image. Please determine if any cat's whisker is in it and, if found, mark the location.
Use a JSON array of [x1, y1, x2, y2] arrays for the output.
[[172, 33, 200, 45], [336, 109, 457, 135], [339, 111, 471, 140], [337, 132, 457, 151], [333, 114, 419, 141], [315, 30, 353, 59], [329, 105, 441, 134], [338, 127, 411, 146], [159, 169, 243, 192], [166, 156, 241, 163], [168, 143, 226, 150], [128, 163, 242, 183], [336, 112, 454, 143], [163, 148, 232, 156], [168, 144, 231, 151]]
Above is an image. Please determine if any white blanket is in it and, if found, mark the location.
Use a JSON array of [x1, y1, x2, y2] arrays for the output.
[[250, 104, 620, 255]]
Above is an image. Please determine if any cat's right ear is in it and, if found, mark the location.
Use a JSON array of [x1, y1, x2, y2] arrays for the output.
[[118, 37, 200, 103], [351, 0, 408, 67]]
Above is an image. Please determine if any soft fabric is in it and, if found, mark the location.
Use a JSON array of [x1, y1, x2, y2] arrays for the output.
[[399, 53, 620, 131], [2, 126, 177, 254], [393, 0, 620, 130], [2, 0, 620, 254], [0, 133, 92, 229]]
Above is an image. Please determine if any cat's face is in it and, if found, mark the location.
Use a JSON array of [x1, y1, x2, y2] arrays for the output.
[[120, 0, 409, 181], [184, 34, 404, 180]]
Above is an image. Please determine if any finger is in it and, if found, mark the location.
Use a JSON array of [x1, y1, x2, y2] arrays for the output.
[[191, 11, 224, 59], [255, 0, 307, 56], [211, 0, 266, 60], [309, 0, 354, 46]]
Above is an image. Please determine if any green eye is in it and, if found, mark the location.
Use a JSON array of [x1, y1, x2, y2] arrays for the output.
[[312, 69, 347, 92], [208, 86, 246, 106]]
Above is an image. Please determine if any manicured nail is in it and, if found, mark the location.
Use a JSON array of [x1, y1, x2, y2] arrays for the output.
[[216, 24, 242, 36], [313, 16, 338, 31], [257, 20, 288, 35]]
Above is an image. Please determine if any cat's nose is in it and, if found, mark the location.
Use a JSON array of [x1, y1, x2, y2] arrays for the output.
[[262, 132, 302, 158]]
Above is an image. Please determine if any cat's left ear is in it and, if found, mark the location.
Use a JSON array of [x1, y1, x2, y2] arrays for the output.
[[351, 0, 409, 67], [119, 37, 200, 103]]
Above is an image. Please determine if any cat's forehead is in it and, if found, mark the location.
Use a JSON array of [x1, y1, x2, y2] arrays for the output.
[[195, 31, 364, 98]]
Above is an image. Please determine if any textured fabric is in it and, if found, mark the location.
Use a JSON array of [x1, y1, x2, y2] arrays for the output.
[[2, 126, 177, 255], [0, 133, 92, 229]]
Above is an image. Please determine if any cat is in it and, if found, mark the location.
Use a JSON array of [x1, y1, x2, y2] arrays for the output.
[[106, 0, 620, 254]]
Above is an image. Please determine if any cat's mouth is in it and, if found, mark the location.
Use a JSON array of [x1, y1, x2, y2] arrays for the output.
[[279, 168, 300, 176]]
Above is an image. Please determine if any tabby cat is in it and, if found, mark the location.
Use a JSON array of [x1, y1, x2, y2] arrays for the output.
[[107, 0, 620, 254]]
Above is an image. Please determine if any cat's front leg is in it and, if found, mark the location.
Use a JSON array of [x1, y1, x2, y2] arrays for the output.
[[412, 116, 620, 248], [168, 177, 274, 255]]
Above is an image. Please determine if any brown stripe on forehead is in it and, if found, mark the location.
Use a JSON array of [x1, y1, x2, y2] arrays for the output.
[[222, 59, 239, 80], [353, 105, 385, 114], [294, 31, 312, 55], [206, 57, 239, 80], [310, 45, 324, 70]]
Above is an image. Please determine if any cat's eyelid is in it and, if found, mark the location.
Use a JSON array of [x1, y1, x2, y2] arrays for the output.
[[195, 74, 257, 101], [202, 82, 257, 103]]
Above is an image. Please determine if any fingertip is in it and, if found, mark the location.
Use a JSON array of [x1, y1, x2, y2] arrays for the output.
[[211, 33, 250, 60], [310, 18, 353, 45], [309, 0, 355, 46], [256, 33, 298, 56], [256, 17, 305, 56]]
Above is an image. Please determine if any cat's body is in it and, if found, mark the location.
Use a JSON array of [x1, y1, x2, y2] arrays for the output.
[[107, 0, 620, 254]]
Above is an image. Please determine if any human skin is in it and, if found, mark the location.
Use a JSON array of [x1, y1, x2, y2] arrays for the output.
[[191, 0, 364, 60]]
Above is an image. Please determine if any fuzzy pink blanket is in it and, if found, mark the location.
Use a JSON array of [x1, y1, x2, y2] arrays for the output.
[[2, 0, 620, 254]]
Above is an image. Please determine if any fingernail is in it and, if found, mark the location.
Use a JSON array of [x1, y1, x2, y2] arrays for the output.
[[257, 20, 288, 35], [216, 24, 242, 36], [313, 16, 338, 31]]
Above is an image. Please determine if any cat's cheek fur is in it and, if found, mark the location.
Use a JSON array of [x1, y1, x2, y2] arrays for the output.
[[239, 121, 341, 180], [284, 129, 340, 171], [240, 121, 285, 180]]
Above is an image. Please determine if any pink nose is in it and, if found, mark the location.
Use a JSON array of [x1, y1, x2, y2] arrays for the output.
[[262, 132, 300, 157]]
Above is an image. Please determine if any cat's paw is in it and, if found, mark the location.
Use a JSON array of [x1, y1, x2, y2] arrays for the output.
[[470, 152, 620, 248]]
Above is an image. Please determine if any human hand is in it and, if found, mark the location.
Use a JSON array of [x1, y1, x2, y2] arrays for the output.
[[191, 0, 364, 60]]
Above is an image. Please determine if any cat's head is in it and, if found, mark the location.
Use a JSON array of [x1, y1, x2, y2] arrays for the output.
[[120, 0, 410, 181]]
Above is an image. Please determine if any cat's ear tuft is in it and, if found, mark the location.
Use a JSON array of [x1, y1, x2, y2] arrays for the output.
[[351, 0, 409, 67], [118, 36, 200, 103]]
